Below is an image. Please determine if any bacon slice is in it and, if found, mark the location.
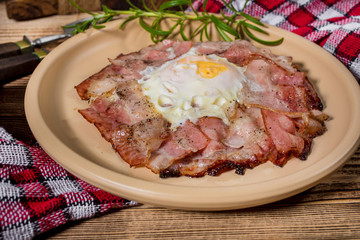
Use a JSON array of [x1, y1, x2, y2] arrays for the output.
[[146, 121, 209, 173], [112, 117, 169, 166], [159, 107, 272, 177], [196, 117, 228, 157], [241, 59, 309, 113], [262, 109, 305, 166], [78, 80, 169, 166], [76, 40, 193, 101], [75, 40, 328, 178]]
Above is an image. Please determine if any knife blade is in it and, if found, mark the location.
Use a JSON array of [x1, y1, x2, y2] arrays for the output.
[[0, 17, 92, 59]]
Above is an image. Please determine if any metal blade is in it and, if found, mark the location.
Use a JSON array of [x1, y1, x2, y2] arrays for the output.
[[31, 17, 94, 48]]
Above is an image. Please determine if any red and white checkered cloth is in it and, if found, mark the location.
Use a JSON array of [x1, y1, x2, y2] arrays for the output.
[[0, 127, 137, 239], [191, 0, 360, 83]]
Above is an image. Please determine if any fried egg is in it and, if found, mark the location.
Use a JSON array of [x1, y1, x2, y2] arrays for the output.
[[138, 49, 247, 128]]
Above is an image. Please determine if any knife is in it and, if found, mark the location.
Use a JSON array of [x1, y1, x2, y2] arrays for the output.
[[0, 17, 92, 59], [0, 18, 93, 83], [0, 49, 48, 84]]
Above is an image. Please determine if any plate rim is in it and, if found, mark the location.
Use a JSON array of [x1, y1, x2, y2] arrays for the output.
[[25, 19, 360, 210]]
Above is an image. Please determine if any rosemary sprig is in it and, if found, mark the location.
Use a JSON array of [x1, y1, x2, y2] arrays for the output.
[[64, 0, 283, 46]]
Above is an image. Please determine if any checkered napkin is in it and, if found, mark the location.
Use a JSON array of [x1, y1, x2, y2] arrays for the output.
[[0, 127, 137, 240], [191, 0, 360, 83]]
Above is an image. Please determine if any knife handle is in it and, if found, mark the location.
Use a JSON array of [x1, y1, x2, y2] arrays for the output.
[[0, 38, 33, 59], [0, 50, 47, 83], [0, 42, 22, 58]]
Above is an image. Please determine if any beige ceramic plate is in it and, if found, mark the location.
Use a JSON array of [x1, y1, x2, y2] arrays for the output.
[[25, 19, 360, 210]]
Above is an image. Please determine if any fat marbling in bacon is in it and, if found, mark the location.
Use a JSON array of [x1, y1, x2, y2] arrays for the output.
[[75, 39, 328, 178]]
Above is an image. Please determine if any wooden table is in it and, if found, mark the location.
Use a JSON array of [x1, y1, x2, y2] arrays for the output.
[[1, 2, 359, 239]]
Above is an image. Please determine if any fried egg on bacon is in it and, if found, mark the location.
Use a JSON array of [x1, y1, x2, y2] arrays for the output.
[[76, 40, 328, 178], [138, 49, 247, 128]]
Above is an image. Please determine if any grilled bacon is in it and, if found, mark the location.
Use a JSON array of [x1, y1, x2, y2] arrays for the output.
[[75, 40, 328, 178]]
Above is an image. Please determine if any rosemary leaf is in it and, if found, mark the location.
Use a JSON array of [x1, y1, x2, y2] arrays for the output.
[[210, 15, 238, 37], [179, 22, 189, 41], [243, 25, 284, 45], [65, 0, 284, 46], [126, 0, 140, 10], [202, 0, 209, 13], [240, 12, 264, 26], [150, 0, 159, 11], [221, 0, 239, 14], [139, 17, 171, 36], [215, 26, 232, 41], [142, 0, 154, 13], [242, 21, 268, 34], [204, 22, 210, 40], [159, 0, 191, 11], [119, 15, 137, 29]]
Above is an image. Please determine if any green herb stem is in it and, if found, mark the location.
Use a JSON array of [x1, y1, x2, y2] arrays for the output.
[[65, 0, 283, 46]]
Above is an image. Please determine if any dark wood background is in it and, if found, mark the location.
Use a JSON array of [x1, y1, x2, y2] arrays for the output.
[[5, 0, 172, 20]]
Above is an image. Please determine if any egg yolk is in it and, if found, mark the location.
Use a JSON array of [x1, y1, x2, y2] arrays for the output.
[[138, 51, 246, 128], [178, 56, 229, 79]]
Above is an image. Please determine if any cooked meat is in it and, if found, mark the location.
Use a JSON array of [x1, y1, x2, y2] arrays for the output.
[[75, 39, 328, 178]]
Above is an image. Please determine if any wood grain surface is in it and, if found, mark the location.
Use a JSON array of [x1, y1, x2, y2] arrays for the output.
[[5, 0, 102, 20], [58, 0, 101, 15], [0, 2, 359, 239], [5, 0, 178, 20], [5, 0, 58, 20]]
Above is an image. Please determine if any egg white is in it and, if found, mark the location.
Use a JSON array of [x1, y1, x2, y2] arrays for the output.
[[138, 48, 248, 128]]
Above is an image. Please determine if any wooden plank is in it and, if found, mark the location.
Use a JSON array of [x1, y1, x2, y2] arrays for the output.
[[5, 0, 102, 20], [58, 0, 101, 15], [1, 75, 29, 87], [5, 0, 175, 20], [0, 3, 89, 42], [5, 0, 58, 20], [0, 84, 35, 142], [0, 117, 35, 143], [39, 202, 360, 239], [0, 87, 26, 116]]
